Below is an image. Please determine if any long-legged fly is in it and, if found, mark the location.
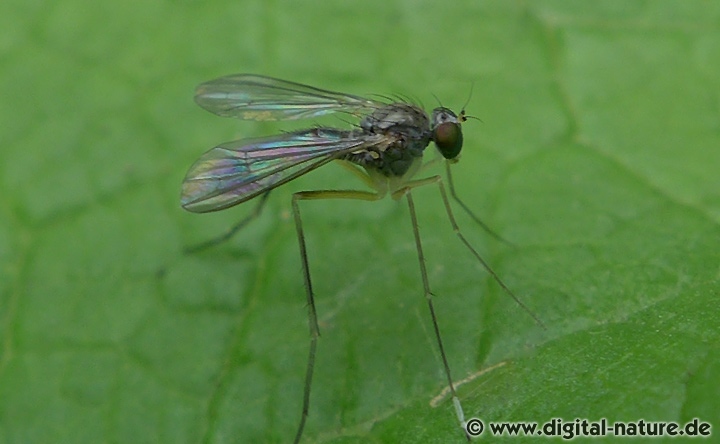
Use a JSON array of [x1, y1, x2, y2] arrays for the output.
[[181, 74, 541, 442]]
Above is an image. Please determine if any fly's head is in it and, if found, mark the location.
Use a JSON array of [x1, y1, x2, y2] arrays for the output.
[[431, 107, 466, 160]]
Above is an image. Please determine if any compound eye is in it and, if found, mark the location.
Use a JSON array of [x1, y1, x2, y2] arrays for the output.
[[433, 122, 463, 159]]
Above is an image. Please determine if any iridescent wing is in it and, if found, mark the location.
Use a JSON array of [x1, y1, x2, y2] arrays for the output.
[[181, 128, 387, 213], [195, 74, 384, 121]]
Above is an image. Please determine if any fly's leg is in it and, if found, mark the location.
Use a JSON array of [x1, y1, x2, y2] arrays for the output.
[[401, 188, 470, 441], [290, 189, 383, 444], [392, 174, 545, 440], [445, 161, 514, 246], [183, 191, 271, 254], [395, 175, 545, 327], [424, 175, 545, 329]]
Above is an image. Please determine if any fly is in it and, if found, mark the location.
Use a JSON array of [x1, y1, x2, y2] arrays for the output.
[[181, 74, 542, 443]]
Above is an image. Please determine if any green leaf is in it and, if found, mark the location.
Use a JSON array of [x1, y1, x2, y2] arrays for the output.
[[1, 1, 718, 443]]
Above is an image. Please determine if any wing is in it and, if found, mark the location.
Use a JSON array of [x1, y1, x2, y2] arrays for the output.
[[181, 128, 386, 213], [194, 74, 384, 121]]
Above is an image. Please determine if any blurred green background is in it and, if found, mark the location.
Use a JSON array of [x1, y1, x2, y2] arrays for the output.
[[1, 1, 719, 443]]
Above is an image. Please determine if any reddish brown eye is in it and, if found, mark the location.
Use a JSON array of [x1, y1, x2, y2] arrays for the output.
[[433, 122, 463, 159]]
